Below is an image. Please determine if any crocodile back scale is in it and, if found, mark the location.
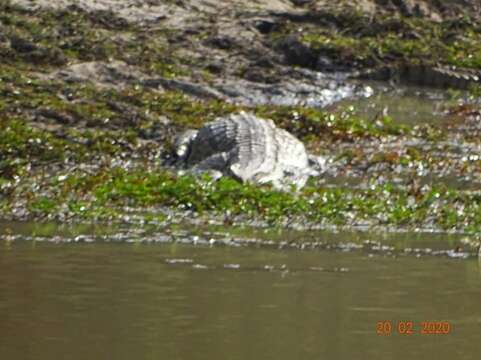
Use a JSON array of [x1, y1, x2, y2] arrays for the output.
[[173, 112, 317, 189]]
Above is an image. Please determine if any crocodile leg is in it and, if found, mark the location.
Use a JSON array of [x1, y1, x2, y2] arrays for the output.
[[190, 151, 231, 181]]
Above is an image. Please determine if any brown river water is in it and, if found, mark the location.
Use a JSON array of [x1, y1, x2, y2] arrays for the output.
[[1, 222, 481, 359]]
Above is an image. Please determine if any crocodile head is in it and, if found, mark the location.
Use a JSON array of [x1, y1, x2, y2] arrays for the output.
[[173, 129, 198, 165]]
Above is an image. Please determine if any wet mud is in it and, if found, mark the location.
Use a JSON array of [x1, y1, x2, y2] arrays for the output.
[[0, 0, 480, 235]]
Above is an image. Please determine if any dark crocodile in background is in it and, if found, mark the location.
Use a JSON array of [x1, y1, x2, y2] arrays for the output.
[[352, 64, 481, 89]]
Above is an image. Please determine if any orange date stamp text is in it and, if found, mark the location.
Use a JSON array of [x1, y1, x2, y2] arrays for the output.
[[376, 321, 452, 335]]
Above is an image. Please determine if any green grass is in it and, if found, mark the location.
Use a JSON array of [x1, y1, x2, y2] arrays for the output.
[[276, 11, 481, 69], [6, 167, 479, 233], [0, 2, 188, 76]]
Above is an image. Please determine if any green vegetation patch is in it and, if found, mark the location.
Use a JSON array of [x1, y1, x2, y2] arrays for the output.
[[0, 2, 187, 77], [0, 117, 83, 178], [0, 61, 414, 160], [277, 11, 481, 69], [255, 105, 407, 146], [4, 167, 479, 233]]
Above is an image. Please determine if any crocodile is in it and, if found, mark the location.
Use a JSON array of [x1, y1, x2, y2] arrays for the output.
[[172, 112, 324, 189], [353, 64, 481, 90]]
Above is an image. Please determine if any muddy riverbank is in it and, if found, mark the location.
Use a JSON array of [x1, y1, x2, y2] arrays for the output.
[[1, 0, 481, 234]]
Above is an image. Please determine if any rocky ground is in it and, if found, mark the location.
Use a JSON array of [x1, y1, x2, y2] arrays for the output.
[[1, 0, 481, 234]]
